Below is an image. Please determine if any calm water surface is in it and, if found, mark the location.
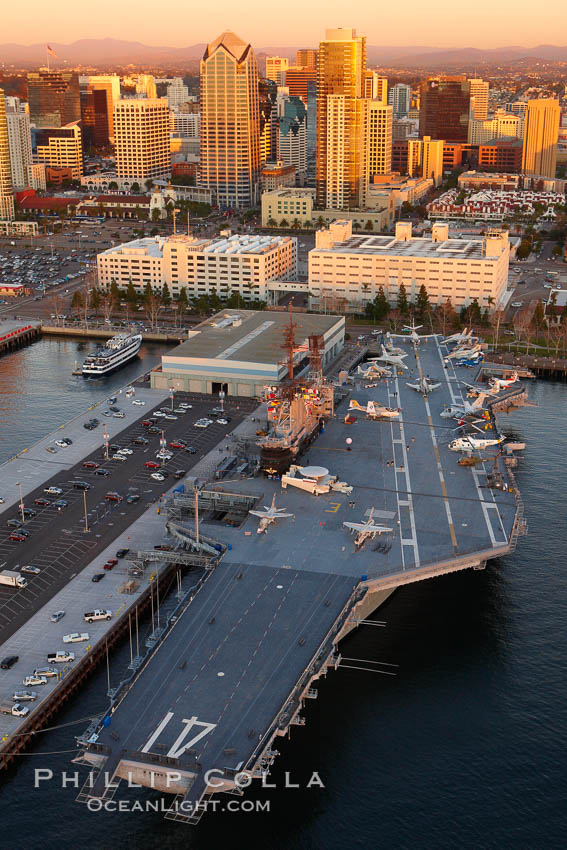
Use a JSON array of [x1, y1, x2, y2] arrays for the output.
[[0, 343, 565, 849]]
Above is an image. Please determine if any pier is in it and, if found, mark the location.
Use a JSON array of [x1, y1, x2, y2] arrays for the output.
[[0, 320, 41, 357]]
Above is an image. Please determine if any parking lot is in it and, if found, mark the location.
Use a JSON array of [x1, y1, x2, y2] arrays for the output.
[[0, 391, 257, 643]]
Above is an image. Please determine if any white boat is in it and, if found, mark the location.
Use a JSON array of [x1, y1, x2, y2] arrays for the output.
[[81, 334, 142, 377]]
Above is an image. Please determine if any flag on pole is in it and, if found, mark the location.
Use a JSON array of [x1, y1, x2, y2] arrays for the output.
[[47, 44, 58, 58]]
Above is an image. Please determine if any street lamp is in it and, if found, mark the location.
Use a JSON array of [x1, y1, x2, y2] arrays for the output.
[[169, 385, 175, 411], [83, 490, 89, 533], [16, 482, 24, 523]]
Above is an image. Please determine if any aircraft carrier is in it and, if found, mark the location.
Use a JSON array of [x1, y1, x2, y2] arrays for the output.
[[74, 333, 529, 824]]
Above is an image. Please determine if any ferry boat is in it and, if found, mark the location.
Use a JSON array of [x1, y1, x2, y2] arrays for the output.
[[81, 333, 142, 377]]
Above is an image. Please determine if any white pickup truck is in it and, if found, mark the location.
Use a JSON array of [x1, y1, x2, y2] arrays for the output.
[[83, 609, 112, 623], [62, 632, 89, 644], [0, 702, 29, 717], [46, 651, 75, 664]]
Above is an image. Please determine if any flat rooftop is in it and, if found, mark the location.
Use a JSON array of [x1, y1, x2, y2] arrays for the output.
[[312, 234, 493, 260], [100, 233, 294, 260], [165, 310, 343, 367]]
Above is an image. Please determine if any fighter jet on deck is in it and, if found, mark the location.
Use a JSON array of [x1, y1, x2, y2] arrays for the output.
[[343, 508, 393, 550], [249, 494, 294, 534], [348, 399, 400, 419], [406, 375, 441, 395], [370, 345, 409, 370]]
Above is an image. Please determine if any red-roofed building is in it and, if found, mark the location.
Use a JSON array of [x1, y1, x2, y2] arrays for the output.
[[75, 193, 151, 218], [17, 195, 79, 214]]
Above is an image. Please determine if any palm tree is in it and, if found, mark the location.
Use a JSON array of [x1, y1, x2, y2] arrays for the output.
[[280, 218, 289, 228], [267, 217, 277, 227], [316, 216, 325, 229], [291, 218, 302, 230]]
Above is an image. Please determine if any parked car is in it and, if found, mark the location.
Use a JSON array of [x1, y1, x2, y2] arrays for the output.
[[83, 461, 99, 469], [50, 610, 65, 623], [20, 565, 41, 575], [44, 486, 63, 495], [145, 460, 160, 469], [0, 655, 19, 670], [34, 497, 51, 506], [126, 494, 140, 504], [104, 492, 122, 502], [23, 675, 48, 687], [116, 548, 130, 558], [91, 573, 105, 583]]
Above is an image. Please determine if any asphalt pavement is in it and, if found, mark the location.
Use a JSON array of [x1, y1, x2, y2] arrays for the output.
[[0, 392, 257, 644]]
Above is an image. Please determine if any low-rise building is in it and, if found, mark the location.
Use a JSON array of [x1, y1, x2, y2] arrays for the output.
[[152, 308, 344, 396], [366, 174, 433, 210], [75, 193, 151, 219], [97, 233, 298, 302], [261, 162, 296, 191], [428, 187, 565, 222], [261, 187, 393, 231], [308, 219, 511, 313]]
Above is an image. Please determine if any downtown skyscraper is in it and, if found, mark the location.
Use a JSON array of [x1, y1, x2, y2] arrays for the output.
[[0, 89, 15, 221], [522, 99, 560, 179], [200, 31, 261, 209], [315, 28, 367, 210]]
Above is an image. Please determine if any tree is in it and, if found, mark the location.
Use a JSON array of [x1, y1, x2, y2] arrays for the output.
[[126, 280, 137, 306], [131, 182, 140, 193], [367, 285, 390, 321], [438, 297, 457, 336], [291, 218, 302, 229], [110, 279, 121, 302], [279, 218, 289, 228], [145, 292, 162, 329], [396, 283, 409, 317], [101, 292, 115, 324], [108, 181, 118, 191], [178, 286, 189, 321], [71, 290, 84, 317], [516, 239, 532, 260], [143, 281, 153, 302], [89, 287, 101, 315], [460, 298, 482, 326], [266, 217, 277, 227], [161, 282, 171, 306], [531, 300, 545, 333], [145, 179, 154, 191], [364, 220, 374, 231], [414, 284, 430, 322], [489, 308, 506, 351], [151, 208, 161, 222]]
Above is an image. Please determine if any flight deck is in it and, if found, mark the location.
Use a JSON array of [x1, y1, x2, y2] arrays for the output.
[[78, 335, 527, 823]]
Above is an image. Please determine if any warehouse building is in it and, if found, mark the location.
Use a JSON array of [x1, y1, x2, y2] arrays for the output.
[[151, 309, 345, 396]]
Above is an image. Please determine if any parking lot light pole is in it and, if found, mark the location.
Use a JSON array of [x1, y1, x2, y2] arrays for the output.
[[83, 490, 89, 533], [16, 482, 24, 523]]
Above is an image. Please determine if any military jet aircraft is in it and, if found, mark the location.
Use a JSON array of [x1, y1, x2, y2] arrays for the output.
[[348, 399, 400, 419], [249, 494, 294, 534], [343, 507, 393, 550]]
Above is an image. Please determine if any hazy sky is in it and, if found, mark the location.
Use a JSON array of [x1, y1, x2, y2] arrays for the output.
[[2, 0, 567, 48]]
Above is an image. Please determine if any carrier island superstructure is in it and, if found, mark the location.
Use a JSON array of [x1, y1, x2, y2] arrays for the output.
[[74, 331, 528, 824]]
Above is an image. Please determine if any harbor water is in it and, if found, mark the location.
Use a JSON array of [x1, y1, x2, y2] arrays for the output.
[[0, 339, 565, 849]]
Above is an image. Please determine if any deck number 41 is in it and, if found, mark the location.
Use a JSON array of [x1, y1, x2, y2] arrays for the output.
[[142, 712, 217, 759]]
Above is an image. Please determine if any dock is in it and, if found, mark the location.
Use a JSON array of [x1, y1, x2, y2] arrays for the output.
[[0, 319, 41, 358]]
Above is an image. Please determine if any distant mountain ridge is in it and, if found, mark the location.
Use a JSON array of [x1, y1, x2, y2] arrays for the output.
[[2, 37, 567, 67]]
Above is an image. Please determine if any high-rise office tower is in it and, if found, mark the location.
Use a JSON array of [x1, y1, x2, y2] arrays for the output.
[[5, 98, 33, 190], [364, 72, 387, 104], [522, 98, 560, 178], [419, 76, 470, 142], [0, 90, 15, 220], [114, 98, 170, 180], [278, 94, 307, 180], [265, 57, 289, 87], [33, 122, 84, 178], [136, 75, 157, 99], [408, 136, 444, 185], [27, 70, 81, 128], [80, 87, 110, 149], [468, 78, 489, 121], [259, 78, 278, 163], [388, 83, 411, 117], [200, 31, 261, 209], [316, 27, 366, 210], [81, 75, 120, 141], [167, 78, 189, 108], [284, 66, 317, 104], [296, 49, 318, 68], [367, 102, 392, 177]]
